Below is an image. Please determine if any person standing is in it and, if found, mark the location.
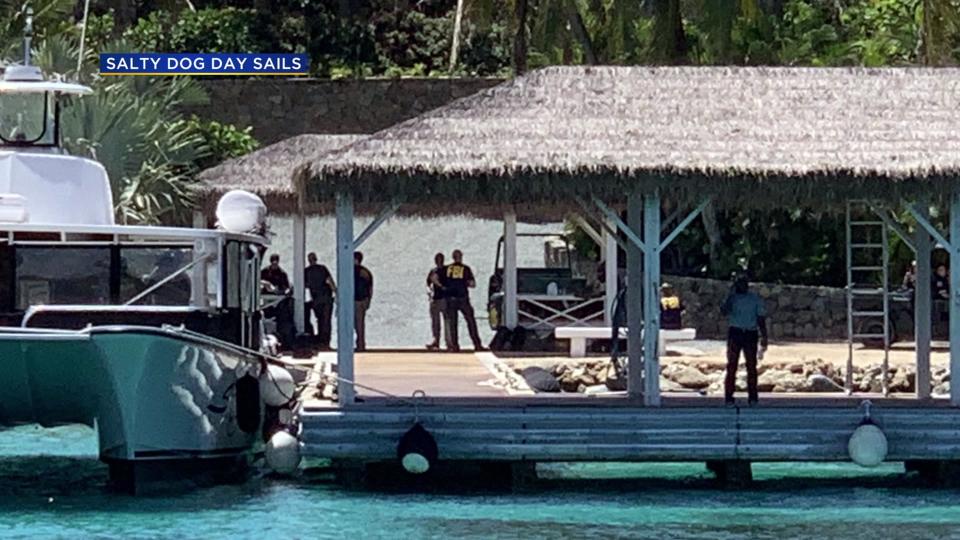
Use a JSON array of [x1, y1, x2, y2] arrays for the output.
[[261, 254, 290, 294], [721, 275, 768, 406], [305, 252, 336, 350], [443, 249, 485, 351], [426, 253, 447, 350], [353, 251, 373, 351], [659, 282, 685, 331], [933, 264, 949, 300]]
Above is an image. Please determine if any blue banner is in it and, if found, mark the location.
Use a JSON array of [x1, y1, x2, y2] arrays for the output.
[[99, 53, 309, 76]]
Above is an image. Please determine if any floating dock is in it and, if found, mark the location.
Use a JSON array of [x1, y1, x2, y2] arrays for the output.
[[299, 351, 960, 488]]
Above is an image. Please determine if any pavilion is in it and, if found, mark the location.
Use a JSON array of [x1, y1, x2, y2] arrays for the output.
[[200, 66, 960, 408]]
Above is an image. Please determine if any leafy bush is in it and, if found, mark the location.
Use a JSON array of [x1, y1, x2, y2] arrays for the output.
[[186, 117, 259, 170], [126, 7, 270, 53]]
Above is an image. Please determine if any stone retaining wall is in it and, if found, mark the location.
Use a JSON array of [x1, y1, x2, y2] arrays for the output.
[[186, 78, 503, 144], [665, 275, 847, 340]]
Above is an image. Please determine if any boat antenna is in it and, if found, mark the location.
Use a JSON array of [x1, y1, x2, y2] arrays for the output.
[[77, 0, 91, 77], [23, 5, 33, 66]]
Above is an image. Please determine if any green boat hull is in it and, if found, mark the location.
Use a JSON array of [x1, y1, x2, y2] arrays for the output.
[[0, 327, 263, 480]]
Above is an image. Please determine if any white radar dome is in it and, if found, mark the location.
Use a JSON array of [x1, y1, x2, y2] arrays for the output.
[[216, 190, 266, 233]]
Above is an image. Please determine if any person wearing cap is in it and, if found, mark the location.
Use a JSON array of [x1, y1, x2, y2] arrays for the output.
[[659, 282, 684, 331], [721, 275, 768, 406]]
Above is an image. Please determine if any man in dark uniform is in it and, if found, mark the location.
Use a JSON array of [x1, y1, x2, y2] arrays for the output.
[[426, 252, 447, 350], [261, 254, 294, 349], [305, 252, 336, 349], [261, 254, 290, 294], [442, 249, 486, 351], [354, 251, 373, 351]]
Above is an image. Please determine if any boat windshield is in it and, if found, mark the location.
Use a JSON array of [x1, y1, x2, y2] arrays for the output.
[[6, 245, 198, 310], [0, 92, 54, 146]]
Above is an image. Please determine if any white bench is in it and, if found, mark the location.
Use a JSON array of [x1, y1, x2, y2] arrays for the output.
[[554, 327, 697, 358]]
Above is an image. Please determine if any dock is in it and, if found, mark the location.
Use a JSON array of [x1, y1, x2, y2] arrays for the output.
[[299, 349, 960, 488]]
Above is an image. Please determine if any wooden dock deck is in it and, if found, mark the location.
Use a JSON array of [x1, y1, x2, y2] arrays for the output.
[[298, 348, 960, 486]]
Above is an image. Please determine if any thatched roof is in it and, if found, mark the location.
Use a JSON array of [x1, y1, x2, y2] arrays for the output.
[[301, 66, 960, 212], [197, 134, 363, 212]]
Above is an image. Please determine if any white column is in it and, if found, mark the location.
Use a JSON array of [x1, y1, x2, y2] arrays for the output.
[[914, 202, 931, 399], [504, 210, 518, 329], [292, 213, 306, 335], [604, 217, 618, 325], [951, 188, 960, 406], [626, 192, 643, 400], [335, 193, 355, 405], [643, 192, 661, 406]]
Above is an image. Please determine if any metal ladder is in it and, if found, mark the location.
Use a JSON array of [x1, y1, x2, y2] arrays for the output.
[[845, 200, 890, 395]]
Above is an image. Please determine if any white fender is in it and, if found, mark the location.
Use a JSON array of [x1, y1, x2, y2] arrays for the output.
[[260, 364, 295, 407], [848, 423, 888, 467], [266, 430, 301, 474]]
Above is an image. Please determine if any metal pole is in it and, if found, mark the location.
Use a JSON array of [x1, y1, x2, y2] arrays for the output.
[[293, 213, 306, 335], [336, 193, 356, 405], [915, 201, 932, 399], [951, 188, 960, 406], [626, 192, 644, 400], [604, 217, 618, 325], [643, 191, 661, 406], [504, 210, 518, 329]]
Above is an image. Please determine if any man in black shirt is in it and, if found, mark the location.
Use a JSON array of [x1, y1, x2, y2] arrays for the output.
[[442, 249, 485, 351], [426, 253, 448, 350], [305, 252, 336, 349], [934, 264, 949, 300], [354, 251, 373, 351], [261, 254, 290, 294]]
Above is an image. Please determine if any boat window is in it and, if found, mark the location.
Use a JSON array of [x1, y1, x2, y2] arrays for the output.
[[0, 244, 12, 312], [15, 247, 111, 308], [119, 247, 194, 306], [0, 92, 53, 146]]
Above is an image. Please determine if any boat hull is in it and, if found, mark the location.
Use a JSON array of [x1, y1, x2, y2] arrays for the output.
[[0, 327, 263, 490]]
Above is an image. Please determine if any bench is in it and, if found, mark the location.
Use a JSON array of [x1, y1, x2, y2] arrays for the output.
[[554, 326, 697, 358]]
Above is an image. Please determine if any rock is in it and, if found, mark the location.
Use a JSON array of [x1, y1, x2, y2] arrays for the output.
[[520, 366, 561, 393], [787, 363, 804, 374], [660, 377, 686, 393], [934, 382, 950, 395], [670, 366, 711, 390], [889, 368, 915, 393], [806, 374, 844, 393]]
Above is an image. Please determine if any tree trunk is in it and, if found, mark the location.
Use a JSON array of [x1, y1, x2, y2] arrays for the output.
[[647, 0, 687, 65], [513, 0, 528, 75], [565, 1, 598, 64], [921, 0, 956, 66], [449, 0, 465, 71]]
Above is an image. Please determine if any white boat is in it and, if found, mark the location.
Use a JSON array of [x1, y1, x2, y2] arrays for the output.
[[0, 60, 297, 492]]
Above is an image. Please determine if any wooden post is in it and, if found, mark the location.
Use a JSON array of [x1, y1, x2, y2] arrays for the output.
[[504, 210, 518, 329], [951, 188, 960, 406], [914, 202, 932, 399], [643, 191, 661, 406], [293, 213, 306, 335], [627, 192, 643, 400], [336, 193, 355, 405], [604, 217, 618, 325]]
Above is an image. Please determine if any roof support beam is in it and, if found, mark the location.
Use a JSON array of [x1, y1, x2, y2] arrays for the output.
[[604, 217, 618, 325], [660, 196, 711, 251], [571, 214, 604, 248], [907, 204, 952, 253], [353, 199, 401, 251], [626, 191, 644, 401], [872, 204, 915, 253], [336, 191, 356, 405], [588, 195, 646, 251], [914, 200, 932, 400], [572, 197, 627, 251], [643, 191, 662, 406], [293, 213, 306, 335]]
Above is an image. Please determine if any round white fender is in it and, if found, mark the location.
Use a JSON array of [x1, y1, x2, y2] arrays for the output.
[[848, 422, 888, 467], [266, 430, 301, 474], [260, 364, 295, 407]]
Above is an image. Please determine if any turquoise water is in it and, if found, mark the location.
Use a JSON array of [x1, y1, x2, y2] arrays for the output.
[[3, 426, 960, 538]]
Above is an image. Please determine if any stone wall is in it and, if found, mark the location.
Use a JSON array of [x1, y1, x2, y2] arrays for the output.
[[665, 275, 847, 340], [186, 78, 503, 144]]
